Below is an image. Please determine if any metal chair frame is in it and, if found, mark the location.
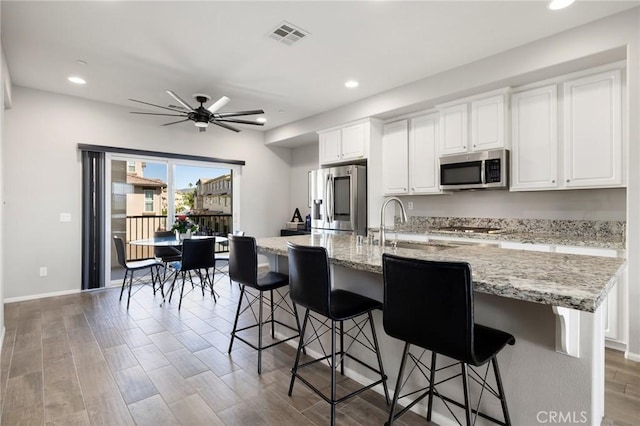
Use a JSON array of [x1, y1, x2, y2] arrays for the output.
[[113, 236, 163, 309]]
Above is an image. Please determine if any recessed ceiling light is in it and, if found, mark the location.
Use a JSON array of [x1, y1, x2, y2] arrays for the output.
[[76, 59, 88, 66], [548, 0, 575, 10], [68, 76, 86, 85], [345, 80, 359, 89], [256, 117, 267, 123]]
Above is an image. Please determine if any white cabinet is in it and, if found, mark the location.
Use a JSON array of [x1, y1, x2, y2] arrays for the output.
[[511, 69, 624, 191], [382, 120, 409, 195], [439, 90, 508, 156], [510, 85, 559, 191], [563, 69, 623, 188], [409, 114, 441, 194], [439, 104, 468, 155], [471, 94, 507, 151], [381, 113, 441, 195], [319, 119, 372, 165]]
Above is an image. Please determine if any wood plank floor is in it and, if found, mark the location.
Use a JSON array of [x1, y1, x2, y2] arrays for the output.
[[0, 277, 637, 425], [0, 278, 428, 426]]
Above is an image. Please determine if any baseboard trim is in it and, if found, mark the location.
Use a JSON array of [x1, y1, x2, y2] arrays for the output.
[[0, 326, 5, 355], [624, 350, 640, 362], [605, 340, 627, 352], [4, 288, 81, 303]]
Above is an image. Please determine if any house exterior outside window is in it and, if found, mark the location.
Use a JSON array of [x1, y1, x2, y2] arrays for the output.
[[144, 190, 154, 213]]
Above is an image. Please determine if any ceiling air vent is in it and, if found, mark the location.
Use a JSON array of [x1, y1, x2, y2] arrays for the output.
[[267, 21, 309, 46]]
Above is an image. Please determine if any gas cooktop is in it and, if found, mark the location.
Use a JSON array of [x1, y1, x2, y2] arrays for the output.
[[434, 226, 504, 234]]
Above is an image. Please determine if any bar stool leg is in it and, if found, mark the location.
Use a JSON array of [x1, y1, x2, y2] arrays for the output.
[[387, 342, 411, 426], [461, 363, 472, 426], [228, 285, 246, 353], [270, 289, 275, 338], [127, 271, 134, 309], [119, 270, 128, 301], [427, 351, 437, 421], [330, 320, 337, 426], [492, 357, 512, 426], [340, 320, 345, 376], [289, 309, 309, 396], [258, 291, 264, 374], [368, 312, 390, 404]]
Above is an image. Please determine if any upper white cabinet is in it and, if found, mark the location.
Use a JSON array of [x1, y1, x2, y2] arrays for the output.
[[471, 94, 507, 151], [382, 113, 441, 195], [511, 68, 624, 191], [563, 69, 622, 188], [319, 119, 379, 166], [409, 114, 441, 194], [511, 85, 559, 191], [382, 120, 409, 195], [439, 89, 508, 156], [439, 104, 468, 155]]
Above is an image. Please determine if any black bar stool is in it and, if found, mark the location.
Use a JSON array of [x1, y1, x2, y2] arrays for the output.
[[227, 235, 302, 374], [382, 253, 515, 426], [166, 238, 217, 310], [287, 242, 390, 426]]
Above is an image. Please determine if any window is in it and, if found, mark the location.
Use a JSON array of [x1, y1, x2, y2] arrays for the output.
[[127, 161, 136, 173], [144, 190, 154, 212]]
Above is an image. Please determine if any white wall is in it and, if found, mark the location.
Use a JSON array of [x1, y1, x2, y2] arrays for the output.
[[289, 143, 318, 220], [403, 188, 626, 221], [3, 86, 292, 300], [0, 23, 9, 345]]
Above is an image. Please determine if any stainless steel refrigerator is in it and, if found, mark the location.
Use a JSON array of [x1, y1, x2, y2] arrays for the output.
[[309, 164, 367, 235]]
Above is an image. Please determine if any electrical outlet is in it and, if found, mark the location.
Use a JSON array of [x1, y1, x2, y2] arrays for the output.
[[60, 213, 71, 222], [39, 267, 48, 277], [408, 201, 414, 210]]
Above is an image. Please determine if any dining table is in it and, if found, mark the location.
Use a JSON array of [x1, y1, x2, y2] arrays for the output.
[[129, 234, 227, 247]]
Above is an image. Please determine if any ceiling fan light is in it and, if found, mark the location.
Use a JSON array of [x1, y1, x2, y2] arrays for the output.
[[194, 121, 209, 128]]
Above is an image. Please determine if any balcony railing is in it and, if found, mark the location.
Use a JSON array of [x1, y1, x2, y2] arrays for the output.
[[124, 214, 232, 260]]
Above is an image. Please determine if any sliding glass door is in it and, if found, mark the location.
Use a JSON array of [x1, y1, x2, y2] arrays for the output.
[[106, 154, 235, 285]]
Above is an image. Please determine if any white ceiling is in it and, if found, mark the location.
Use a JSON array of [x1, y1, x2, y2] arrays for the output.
[[2, 1, 638, 133]]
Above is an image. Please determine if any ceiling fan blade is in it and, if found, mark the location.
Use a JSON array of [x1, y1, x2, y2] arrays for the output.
[[129, 98, 185, 113], [216, 118, 265, 126], [214, 110, 264, 118], [166, 90, 195, 111], [211, 120, 240, 133], [207, 96, 231, 114], [161, 118, 191, 126], [199, 127, 207, 133], [130, 112, 188, 117]]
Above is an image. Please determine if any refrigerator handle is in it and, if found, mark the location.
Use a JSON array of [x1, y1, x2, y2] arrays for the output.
[[325, 174, 333, 223]]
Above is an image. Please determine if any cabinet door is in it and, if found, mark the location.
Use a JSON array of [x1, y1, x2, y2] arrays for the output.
[[471, 94, 506, 151], [563, 69, 622, 188], [510, 85, 559, 191], [409, 114, 440, 194], [319, 129, 342, 165], [439, 104, 468, 155], [382, 120, 409, 195], [340, 122, 366, 161]]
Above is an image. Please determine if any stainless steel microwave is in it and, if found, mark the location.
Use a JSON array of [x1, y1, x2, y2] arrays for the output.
[[440, 149, 509, 190]]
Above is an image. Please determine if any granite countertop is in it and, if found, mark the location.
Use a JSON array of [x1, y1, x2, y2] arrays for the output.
[[415, 229, 625, 250], [256, 234, 626, 313]]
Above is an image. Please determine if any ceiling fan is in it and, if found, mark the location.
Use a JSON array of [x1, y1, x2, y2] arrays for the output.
[[129, 91, 265, 133]]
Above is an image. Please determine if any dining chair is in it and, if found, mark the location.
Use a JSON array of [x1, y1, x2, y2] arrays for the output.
[[214, 230, 244, 285], [113, 236, 163, 309], [153, 230, 182, 280], [166, 237, 217, 310]]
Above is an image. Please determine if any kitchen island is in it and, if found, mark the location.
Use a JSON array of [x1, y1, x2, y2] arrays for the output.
[[256, 233, 625, 426]]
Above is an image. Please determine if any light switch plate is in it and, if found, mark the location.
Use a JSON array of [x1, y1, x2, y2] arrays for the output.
[[408, 202, 414, 210], [60, 213, 71, 222]]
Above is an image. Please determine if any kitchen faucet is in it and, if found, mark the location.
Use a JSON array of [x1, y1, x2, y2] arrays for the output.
[[379, 197, 408, 247]]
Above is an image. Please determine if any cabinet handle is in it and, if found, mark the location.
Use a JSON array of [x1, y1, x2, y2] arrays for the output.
[[566, 179, 570, 183], [552, 180, 555, 183], [463, 146, 467, 149], [473, 144, 476, 148]]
